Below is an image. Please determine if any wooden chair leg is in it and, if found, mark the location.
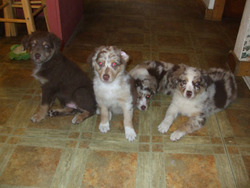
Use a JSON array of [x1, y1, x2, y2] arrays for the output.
[[3, 0, 17, 36], [21, 0, 36, 34], [1, 0, 48, 36], [41, 0, 49, 31]]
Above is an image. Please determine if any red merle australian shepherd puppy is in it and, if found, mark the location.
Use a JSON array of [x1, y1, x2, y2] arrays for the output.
[[129, 60, 183, 111], [91, 46, 137, 141], [158, 66, 237, 141], [23, 31, 96, 124]]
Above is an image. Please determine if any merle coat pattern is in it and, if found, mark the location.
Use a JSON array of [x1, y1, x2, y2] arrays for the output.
[[129, 60, 184, 111], [91, 46, 137, 141], [158, 66, 237, 141]]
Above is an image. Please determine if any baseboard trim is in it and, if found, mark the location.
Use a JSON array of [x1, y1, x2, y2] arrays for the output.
[[243, 76, 250, 90], [196, 0, 225, 21], [228, 50, 250, 76]]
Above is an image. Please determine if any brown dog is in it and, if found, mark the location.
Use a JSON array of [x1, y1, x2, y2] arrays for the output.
[[23, 31, 96, 124]]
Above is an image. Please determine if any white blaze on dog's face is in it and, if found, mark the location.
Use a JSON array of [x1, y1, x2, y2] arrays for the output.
[[178, 67, 206, 99], [137, 89, 151, 111], [134, 79, 155, 111], [92, 46, 129, 83]]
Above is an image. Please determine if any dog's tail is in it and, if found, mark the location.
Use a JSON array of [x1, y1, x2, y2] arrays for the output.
[[208, 68, 237, 107]]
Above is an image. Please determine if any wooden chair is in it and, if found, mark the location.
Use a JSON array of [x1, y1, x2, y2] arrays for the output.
[[0, 0, 49, 37]]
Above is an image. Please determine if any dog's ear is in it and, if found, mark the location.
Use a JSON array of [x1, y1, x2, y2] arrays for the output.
[[121, 51, 129, 63], [88, 46, 105, 68], [22, 35, 30, 50], [48, 32, 61, 51], [171, 64, 186, 87], [202, 70, 212, 89]]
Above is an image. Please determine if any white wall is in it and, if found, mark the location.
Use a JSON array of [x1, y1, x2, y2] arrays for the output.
[[234, 0, 250, 61], [202, 0, 215, 9]]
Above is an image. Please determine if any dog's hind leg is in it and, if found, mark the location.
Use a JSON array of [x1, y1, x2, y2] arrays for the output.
[[72, 110, 90, 124], [170, 114, 206, 141], [48, 107, 78, 117], [71, 87, 97, 124]]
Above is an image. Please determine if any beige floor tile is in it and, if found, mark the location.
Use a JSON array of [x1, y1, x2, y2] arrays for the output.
[[82, 150, 137, 188], [0, 146, 61, 187], [230, 155, 250, 188], [165, 154, 221, 187]]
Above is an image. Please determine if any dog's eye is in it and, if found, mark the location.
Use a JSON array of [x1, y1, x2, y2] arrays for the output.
[[98, 62, 103, 67], [44, 44, 49, 49], [146, 95, 150, 99], [31, 43, 36, 48], [194, 82, 200, 88], [112, 62, 118, 67], [180, 80, 186, 87]]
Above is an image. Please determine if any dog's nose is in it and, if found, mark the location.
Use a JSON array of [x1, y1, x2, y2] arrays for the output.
[[35, 53, 41, 59], [141, 105, 146, 111], [186, 90, 192, 98], [103, 74, 110, 81]]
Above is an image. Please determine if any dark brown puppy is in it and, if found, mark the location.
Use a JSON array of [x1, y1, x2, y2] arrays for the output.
[[23, 31, 96, 124]]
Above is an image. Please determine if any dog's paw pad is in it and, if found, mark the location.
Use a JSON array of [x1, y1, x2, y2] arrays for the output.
[[170, 131, 185, 141], [158, 123, 170, 134], [99, 122, 110, 133], [48, 110, 59, 117], [125, 127, 136, 142]]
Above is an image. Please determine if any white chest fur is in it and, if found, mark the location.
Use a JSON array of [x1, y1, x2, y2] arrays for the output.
[[93, 75, 132, 113], [172, 92, 204, 116], [32, 65, 48, 85]]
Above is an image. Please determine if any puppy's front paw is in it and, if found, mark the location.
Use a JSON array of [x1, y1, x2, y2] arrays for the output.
[[158, 122, 170, 134], [125, 127, 136, 142], [72, 115, 82, 124], [30, 113, 45, 123], [99, 122, 110, 133], [170, 131, 185, 141]]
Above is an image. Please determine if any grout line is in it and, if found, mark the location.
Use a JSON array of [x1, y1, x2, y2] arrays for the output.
[[63, 121, 85, 188], [149, 100, 153, 188], [214, 113, 238, 188], [0, 144, 17, 178], [149, 13, 154, 188]]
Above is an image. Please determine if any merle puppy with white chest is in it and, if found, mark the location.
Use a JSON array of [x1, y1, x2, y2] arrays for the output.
[[23, 31, 96, 124], [91, 46, 137, 141], [158, 66, 237, 141]]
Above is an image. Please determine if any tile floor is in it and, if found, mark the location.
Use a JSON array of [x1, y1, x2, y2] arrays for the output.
[[0, 0, 250, 187]]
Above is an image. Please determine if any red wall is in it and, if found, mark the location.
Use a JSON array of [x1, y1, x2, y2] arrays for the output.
[[47, 0, 83, 46]]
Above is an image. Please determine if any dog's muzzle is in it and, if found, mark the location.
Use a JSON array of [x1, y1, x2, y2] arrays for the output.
[[103, 74, 110, 81], [186, 90, 192, 98], [35, 53, 41, 60]]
